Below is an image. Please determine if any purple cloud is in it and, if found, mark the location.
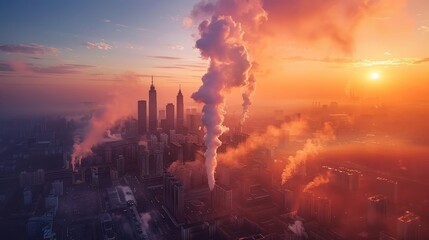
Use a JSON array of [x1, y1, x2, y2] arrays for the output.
[[32, 64, 95, 74], [0, 44, 59, 55], [0, 62, 95, 74], [147, 55, 183, 60], [0, 63, 13, 71]]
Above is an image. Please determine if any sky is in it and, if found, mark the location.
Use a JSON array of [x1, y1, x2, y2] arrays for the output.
[[0, 0, 428, 117]]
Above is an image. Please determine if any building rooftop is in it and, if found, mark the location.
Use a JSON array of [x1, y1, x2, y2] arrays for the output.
[[398, 211, 420, 223]]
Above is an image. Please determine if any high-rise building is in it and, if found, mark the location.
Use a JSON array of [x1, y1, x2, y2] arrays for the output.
[[163, 172, 184, 223], [116, 155, 125, 177], [159, 110, 166, 120], [51, 180, 63, 196], [284, 189, 294, 213], [367, 194, 387, 227], [212, 183, 232, 211], [299, 191, 315, 220], [138, 100, 147, 135], [316, 196, 331, 225], [176, 86, 184, 132], [155, 150, 164, 175], [397, 211, 421, 240], [138, 145, 149, 177], [19, 169, 45, 188], [23, 188, 32, 207], [149, 77, 157, 133], [187, 113, 202, 133], [166, 103, 175, 132], [376, 177, 398, 204]]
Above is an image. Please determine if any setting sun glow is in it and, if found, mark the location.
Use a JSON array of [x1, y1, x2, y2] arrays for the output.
[[370, 72, 380, 80]]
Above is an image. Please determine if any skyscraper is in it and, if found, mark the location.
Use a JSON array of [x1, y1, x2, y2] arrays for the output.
[[166, 103, 175, 132], [137, 100, 147, 135], [163, 172, 184, 223], [367, 194, 387, 227], [176, 85, 184, 133], [316, 196, 331, 225], [149, 76, 157, 133], [397, 211, 421, 240]]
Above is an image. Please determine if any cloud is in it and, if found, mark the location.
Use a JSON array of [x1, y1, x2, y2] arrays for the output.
[[175, 64, 207, 69], [282, 56, 429, 66], [0, 61, 95, 74], [147, 55, 183, 60], [136, 74, 175, 79], [282, 56, 356, 64], [413, 57, 429, 64], [103, 19, 111, 23], [32, 64, 95, 74], [84, 41, 113, 50], [0, 44, 59, 55], [152, 64, 206, 70], [182, 16, 193, 28], [153, 66, 186, 69], [0, 63, 13, 72], [115, 23, 128, 28], [418, 25, 429, 32], [168, 44, 185, 51]]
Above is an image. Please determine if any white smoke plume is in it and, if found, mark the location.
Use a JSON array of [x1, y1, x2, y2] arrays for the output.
[[191, 16, 252, 190], [191, 1, 266, 128], [240, 73, 255, 126], [190, 0, 404, 190], [218, 120, 306, 167], [70, 73, 143, 170], [288, 220, 308, 238], [140, 212, 152, 232], [302, 172, 332, 192], [105, 129, 122, 140], [281, 122, 335, 185]]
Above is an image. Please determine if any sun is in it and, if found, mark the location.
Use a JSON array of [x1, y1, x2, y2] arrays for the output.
[[370, 72, 380, 80]]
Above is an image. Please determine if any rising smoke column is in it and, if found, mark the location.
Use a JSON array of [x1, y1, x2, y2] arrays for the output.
[[281, 122, 335, 185], [191, 1, 266, 128], [302, 172, 332, 192], [189, 0, 405, 189], [70, 73, 143, 170], [218, 120, 306, 167], [240, 73, 255, 126], [192, 16, 252, 190], [288, 220, 308, 238], [140, 212, 152, 233]]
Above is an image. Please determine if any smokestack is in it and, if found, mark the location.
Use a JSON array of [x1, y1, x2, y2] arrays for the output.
[[192, 16, 252, 190]]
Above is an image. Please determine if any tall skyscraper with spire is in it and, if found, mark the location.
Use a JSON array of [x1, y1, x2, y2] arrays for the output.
[[176, 85, 184, 133], [149, 76, 157, 133]]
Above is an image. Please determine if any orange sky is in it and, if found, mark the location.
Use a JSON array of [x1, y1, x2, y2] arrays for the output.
[[0, 0, 428, 116]]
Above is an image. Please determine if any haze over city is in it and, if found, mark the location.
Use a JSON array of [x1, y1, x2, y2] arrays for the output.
[[0, 0, 428, 240]]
